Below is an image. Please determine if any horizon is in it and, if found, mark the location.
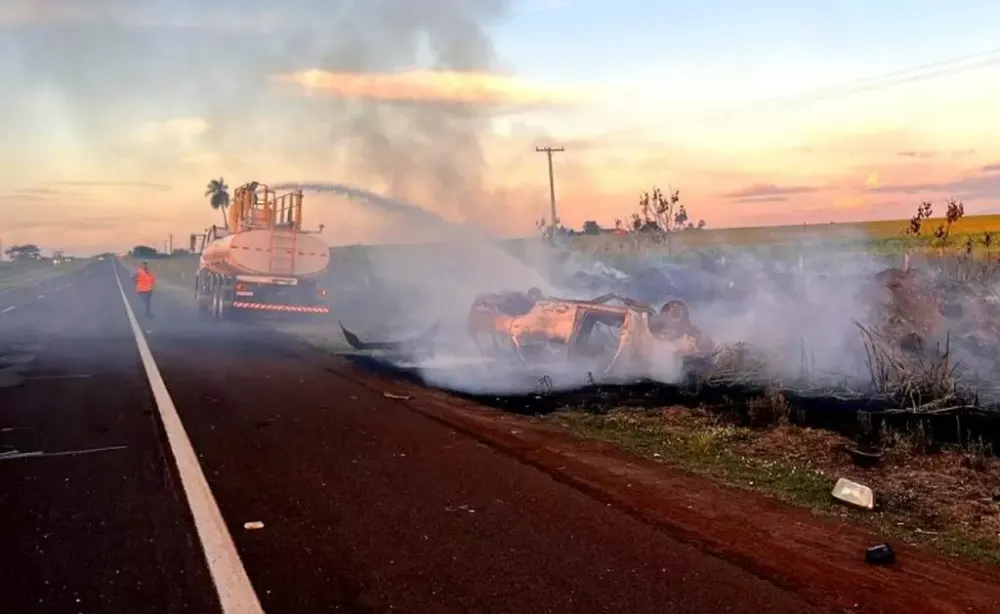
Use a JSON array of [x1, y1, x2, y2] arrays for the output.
[[2, 0, 1000, 254]]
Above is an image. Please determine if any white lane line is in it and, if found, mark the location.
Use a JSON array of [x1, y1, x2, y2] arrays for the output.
[[112, 261, 264, 614], [0, 306, 14, 315]]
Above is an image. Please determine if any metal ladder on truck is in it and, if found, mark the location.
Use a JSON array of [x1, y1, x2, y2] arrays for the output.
[[261, 186, 301, 277], [268, 230, 298, 277]]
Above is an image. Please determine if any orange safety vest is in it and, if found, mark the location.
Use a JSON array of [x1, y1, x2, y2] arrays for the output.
[[135, 269, 156, 292]]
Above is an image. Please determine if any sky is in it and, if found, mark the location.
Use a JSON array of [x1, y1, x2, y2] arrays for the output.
[[2, 0, 1000, 254]]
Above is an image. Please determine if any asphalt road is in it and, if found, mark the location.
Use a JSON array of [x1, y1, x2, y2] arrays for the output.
[[0, 260, 829, 613]]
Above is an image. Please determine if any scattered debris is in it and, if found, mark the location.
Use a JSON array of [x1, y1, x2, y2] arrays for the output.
[[0, 445, 127, 461], [844, 445, 883, 468], [831, 478, 875, 510], [865, 543, 896, 565], [383, 392, 411, 401], [244, 521, 265, 530]]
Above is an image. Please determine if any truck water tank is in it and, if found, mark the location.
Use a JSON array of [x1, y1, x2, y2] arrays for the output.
[[200, 229, 330, 277]]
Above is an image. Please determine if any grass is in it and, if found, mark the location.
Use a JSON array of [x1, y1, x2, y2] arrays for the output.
[[0, 259, 88, 291], [553, 405, 1000, 565], [0, 260, 46, 278], [559, 214, 1000, 255]]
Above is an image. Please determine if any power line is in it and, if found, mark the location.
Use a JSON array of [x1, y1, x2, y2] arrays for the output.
[[705, 49, 1000, 119], [576, 47, 1000, 147], [769, 47, 1000, 100]]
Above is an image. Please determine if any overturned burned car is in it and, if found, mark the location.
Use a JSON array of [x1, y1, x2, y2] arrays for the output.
[[341, 288, 716, 382]]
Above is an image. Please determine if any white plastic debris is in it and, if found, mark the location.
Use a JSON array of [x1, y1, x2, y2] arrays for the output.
[[832, 478, 875, 510]]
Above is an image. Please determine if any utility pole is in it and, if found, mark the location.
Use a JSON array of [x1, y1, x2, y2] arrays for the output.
[[536, 146, 564, 233], [168, 234, 173, 255]]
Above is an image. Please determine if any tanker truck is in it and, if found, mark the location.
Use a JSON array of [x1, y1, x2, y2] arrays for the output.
[[194, 181, 331, 320]]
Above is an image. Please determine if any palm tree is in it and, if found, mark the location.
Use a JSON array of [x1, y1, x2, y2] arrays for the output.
[[204, 178, 230, 227]]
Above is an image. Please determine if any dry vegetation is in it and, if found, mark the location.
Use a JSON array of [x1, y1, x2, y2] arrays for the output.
[[553, 404, 1000, 564]]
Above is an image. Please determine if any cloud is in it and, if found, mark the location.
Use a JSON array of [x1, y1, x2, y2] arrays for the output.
[[722, 183, 822, 199], [274, 69, 583, 109], [0, 186, 87, 201], [734, 196, 789, 204], [130, 118, 209, 144], [896, 149, 980, 160], [0, 1, 302, 32], [897, 150, 936, 159], [868, 165, 1000, 200], [516, 0, 572, 11], [46, 180, 172, 191], [18, 187, 64, 197]]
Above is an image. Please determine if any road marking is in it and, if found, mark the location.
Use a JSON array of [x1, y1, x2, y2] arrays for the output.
[[112, 262, 264, 614], [0, 306, 14, 315]]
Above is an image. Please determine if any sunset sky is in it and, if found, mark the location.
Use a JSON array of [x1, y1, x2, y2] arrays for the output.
[[2, 0, 1000, 254]]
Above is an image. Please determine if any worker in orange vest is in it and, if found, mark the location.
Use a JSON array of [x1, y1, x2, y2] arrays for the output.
[[131, 261, 157, 318]]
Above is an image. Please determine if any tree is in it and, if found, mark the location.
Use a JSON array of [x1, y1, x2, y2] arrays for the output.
[[204, 178, 230, 227], [906, 201, 933, 236], [581, 220, 601, 235], [940, 199, 965, 242], [622, 187, 705, 251], [4, 244, 41, 261]]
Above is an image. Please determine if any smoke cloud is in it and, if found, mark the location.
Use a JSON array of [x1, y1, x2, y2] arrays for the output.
[[3, 0, 549, 227]]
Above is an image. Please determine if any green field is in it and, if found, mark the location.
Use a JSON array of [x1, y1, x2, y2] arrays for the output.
[[340, 213, 1000, 260], [0, 260, 46, 278], [556, 214, 1000, 256], [0, 259, 88, 291]]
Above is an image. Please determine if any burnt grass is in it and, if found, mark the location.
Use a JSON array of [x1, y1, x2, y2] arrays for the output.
[[344, 354, 1000, 452]]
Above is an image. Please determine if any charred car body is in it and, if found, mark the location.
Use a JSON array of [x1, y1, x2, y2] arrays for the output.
[[341, 288, 715, 382]]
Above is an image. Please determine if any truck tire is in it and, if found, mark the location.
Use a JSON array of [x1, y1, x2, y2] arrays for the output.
[[214, 285, 231, 321], [211, 285, 221, 320], [196, 287, 210, 317]]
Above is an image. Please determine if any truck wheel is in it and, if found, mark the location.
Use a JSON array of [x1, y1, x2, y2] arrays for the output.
[[211, 286, 222, 320], [196, 285, 209, 317], [215, 287, 229, 321]]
